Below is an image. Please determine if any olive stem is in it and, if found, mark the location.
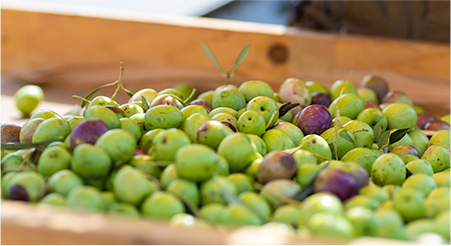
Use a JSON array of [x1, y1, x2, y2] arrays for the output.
[[225, 70, 230, 86], [72, 95, 92, 104], [352, 129, 369, 134], [111, 62, 125, 100], [333, 71, 353, 160]]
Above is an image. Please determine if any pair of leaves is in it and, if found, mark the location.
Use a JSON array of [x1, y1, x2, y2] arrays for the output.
[[200, 41, 251, 79], [373, 123, 411, 149], [373, 123, 390, 148]]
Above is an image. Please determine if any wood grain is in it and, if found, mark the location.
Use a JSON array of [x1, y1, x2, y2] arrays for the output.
[[1, 8, 450, 117]]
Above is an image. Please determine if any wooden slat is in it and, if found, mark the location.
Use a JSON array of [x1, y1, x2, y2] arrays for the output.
[[1, 8, 449, 118], [0, 8, 288, 85]]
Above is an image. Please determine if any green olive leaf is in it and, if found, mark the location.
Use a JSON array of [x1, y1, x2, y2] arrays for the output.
[[389, 128, 411, 145], [121, 86, 134, 98], [199, 41, 225, 76], [183, 88, 197, 104], [174, 96, 187, 108], [291, 161, 330, 201], [377, 131, 390, 149], [225, 70, 230, 86], [265, 110, 278, 130], [232, 43, 251, 75], [77, 81, 118, 108], [1, 137, 64, 150], [141, 96, 149, 111], [332, 72, 353, 160], [373, 123, 382, 140], [278, 102, 300, 118]]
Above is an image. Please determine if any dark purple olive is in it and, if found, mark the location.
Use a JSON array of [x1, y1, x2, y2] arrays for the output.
[[9, 184, 29, 201], [416, 112, 436, 129], [424, 119, 451, 131], [296, 105, 332, 135], [313, 168, 359, 201], [361, 75, 389, 102], [311, 92, 332, 107], [70, 119, 109, 149]]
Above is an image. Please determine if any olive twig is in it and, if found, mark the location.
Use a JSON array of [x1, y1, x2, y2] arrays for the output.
[[352, 129, 369, 134], [111, 62, 125, 100], [72, 95, 92, 105], [333, 71, 353, 160]]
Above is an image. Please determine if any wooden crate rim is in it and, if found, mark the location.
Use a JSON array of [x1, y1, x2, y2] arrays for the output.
[[1, 2, 288, 35], [2, 2, 450, 48], [4, 0, 451, 47]]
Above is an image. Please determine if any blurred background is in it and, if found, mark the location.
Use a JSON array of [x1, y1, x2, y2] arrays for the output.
[[2, 0, 290, 24]]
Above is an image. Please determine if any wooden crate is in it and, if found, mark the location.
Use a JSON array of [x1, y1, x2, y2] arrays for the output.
[[1, 5, 450, 245], [1, 6, 450, 117]]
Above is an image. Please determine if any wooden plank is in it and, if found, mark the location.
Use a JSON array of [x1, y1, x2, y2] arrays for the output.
[[0, 8, 289, 86], [335, 35, 450, 80], [1, 8, 449, 118], [286, 31, 450, 117]]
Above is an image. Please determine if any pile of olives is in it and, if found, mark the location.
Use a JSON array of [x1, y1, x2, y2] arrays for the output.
[[1, 74, 450, 243]]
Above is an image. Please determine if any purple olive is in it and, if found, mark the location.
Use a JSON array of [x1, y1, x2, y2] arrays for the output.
[[311, 92, 332, 107], [1, 123, 21, 143], [257, 151, 297, 184], [313, 168, 359, 201], [360, 75, 389, 102], [296, 105, 332, 135], [416, 112, 436, 129], [70, 119, 109, 149], [424, 119, 451, 131]]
